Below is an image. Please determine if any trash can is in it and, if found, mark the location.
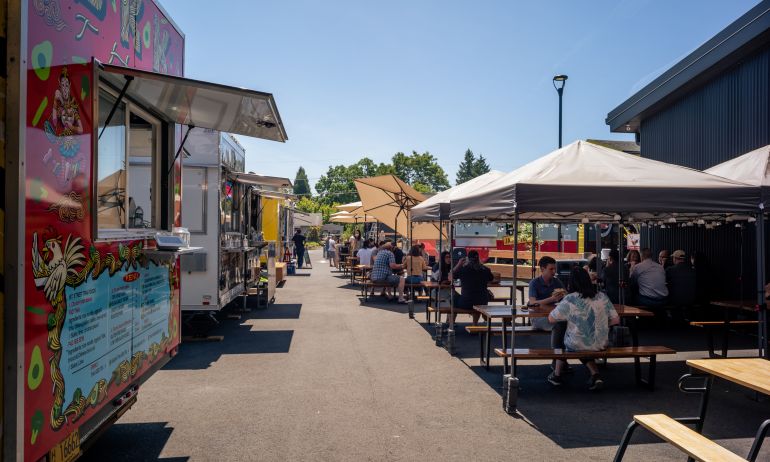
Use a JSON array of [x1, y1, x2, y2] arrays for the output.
[[287, 261, 296, 275]]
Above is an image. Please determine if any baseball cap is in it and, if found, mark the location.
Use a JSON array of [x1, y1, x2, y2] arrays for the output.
[[672, 250, 686, 259]]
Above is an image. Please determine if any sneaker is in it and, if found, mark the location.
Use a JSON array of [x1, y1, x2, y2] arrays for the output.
[[547, 372, 564, 386], [550, 362, 575, 374], [588, 374, 604, 391]]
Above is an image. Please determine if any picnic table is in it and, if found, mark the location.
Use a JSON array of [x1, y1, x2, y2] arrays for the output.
[[615, 357, 770, 460], [690, 300, 761, 358], [473, 304, 653, 370]]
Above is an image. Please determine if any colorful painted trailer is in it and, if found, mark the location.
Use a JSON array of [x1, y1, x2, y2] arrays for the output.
[[2, 1, 287, 460]]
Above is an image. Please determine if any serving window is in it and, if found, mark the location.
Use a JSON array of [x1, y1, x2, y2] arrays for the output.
[[96, 87, 163, 238]]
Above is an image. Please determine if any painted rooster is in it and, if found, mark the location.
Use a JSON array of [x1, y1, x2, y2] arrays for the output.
[[31, 231, 86, 304]]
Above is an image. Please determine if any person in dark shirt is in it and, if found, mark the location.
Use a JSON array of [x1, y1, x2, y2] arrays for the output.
[[452, 250, 494, 324], [658, 249, 672, 269], [292, 229, 306, 268], [392, 241, 405, 274], [602, 249, 627, 304], [666, 249, 696, 308]]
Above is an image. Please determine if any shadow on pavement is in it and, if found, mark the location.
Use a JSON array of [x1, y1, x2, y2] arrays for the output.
[[248, 303, 302, 319], [165, 323, 294, 370], [80, 421, 188, 462], [412, 317, 769, 451]]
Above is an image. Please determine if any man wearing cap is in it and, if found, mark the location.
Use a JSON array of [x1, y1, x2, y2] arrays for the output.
[[666, 250, 696, 317]]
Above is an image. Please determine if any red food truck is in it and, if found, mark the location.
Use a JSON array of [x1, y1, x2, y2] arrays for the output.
[[1, 1, 287, 460]]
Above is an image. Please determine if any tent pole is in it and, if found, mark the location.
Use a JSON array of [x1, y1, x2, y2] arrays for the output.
[[756, 212, 767, 358], [504, 212, 520, 414], [595, 223, 603, 282], [531, 222, 537, 280], [618, 217, 624, 305], [447, 218, 455, 354]]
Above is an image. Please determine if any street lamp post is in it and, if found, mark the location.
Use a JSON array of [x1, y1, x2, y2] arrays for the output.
[[552, 74, 568, 148], [553, 74, 568, 252]]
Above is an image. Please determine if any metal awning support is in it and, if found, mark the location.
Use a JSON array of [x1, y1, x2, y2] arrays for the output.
[[166, 124, 195, 177], [98, 75, 133, 140]]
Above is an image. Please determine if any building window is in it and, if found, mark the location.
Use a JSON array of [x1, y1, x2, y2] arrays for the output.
[[182, 166, 207, 234], [97, 88, 161, 237]]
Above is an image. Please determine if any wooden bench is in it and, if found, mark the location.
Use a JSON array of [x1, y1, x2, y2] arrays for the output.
[[360, 281, 424, 301], [426, 306, 474, 324], [614, 414, 745, 461], [466, 325, 549, 364], [690, 320, 759, 358], [494, 346, 676, 389]]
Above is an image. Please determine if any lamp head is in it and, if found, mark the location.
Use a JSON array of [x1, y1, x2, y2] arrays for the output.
[[552, 74, 568, 90]]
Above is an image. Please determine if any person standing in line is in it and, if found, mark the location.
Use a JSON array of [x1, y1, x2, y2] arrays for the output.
[[292, 229, 306, 269], [327, 235, 337, 268], [349, 229, 362, 255]]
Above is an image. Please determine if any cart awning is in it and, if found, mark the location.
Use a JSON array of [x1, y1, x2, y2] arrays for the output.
[[98, 62, 288, 142], [232, 172, 292, 189]]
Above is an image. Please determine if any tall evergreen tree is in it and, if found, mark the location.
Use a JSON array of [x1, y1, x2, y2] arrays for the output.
[[456, 149, 477, 185], [293, 166, 311, 196], [473, 154, 491, 177]]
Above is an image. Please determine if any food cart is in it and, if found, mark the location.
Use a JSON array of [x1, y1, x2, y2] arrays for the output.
[[1, 1, 288, 460], [237, 175, 295, 304], [178, 129, 292, 314]]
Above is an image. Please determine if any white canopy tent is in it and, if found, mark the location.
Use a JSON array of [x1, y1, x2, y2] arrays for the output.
[[705, 144, 770, 208], [444, 140, 767, 380], [411, 170, 506, 222], [450, 140, 759, 222]]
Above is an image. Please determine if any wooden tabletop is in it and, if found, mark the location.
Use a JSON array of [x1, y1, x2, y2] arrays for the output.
[[711, 300, 756, 311], [686, 358, 770, 396], [473, 303, 653, 319], [421, 281, 452, 289]]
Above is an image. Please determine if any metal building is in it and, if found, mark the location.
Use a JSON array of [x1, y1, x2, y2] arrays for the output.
[[606, 0, 770, 299]]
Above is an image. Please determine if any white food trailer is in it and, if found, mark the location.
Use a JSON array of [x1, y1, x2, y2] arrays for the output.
[[179, 129, 292, 315]]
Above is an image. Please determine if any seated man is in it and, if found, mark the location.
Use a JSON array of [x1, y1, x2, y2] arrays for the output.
[[451, 250, 495, 325], [370, 241, 407, 303], [548, 266, 620, 390], [528, 256, 566, 332], [629, 247, 668, 308], [666, 249, 696, 317]]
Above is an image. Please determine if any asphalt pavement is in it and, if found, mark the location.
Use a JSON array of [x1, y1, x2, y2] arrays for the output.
[[82, 249, 770, 461]]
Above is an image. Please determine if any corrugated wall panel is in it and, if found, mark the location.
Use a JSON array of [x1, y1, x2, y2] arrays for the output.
[[637, 46, 770, 300]]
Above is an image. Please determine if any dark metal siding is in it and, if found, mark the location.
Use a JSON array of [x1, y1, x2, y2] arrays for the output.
[[636, 46, 770, 300], [640, 46, 770, 170]]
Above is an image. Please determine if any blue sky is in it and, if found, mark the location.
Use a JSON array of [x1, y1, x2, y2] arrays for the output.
[[163, 0, 757, 192]]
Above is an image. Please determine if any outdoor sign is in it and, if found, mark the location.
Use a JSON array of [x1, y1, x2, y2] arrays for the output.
[[23, 1, 184, 460], [627, 233, 641, 250]]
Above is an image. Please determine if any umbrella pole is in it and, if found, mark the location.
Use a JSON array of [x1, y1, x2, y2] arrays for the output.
[[504, 213, 520, 414], [756, 212, 768, 358]]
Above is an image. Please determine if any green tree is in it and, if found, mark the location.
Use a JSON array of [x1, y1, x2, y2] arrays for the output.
[[295, 196, 338, 223], [293, 166, 311, 196], [473, 154, 491, 177], [456, 149, 477, 185], [314, 157, 393, 205], [391, 151, 450, 192]]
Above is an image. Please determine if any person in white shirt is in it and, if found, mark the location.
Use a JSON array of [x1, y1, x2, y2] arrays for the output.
[[327, 236, 337, 267], [356, 239, 374, 266]]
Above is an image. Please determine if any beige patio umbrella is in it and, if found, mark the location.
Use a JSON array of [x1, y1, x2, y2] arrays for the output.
[[354, 175, 447, 240], [328, 211, 377, 223], [336, 201, 363, 213]]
